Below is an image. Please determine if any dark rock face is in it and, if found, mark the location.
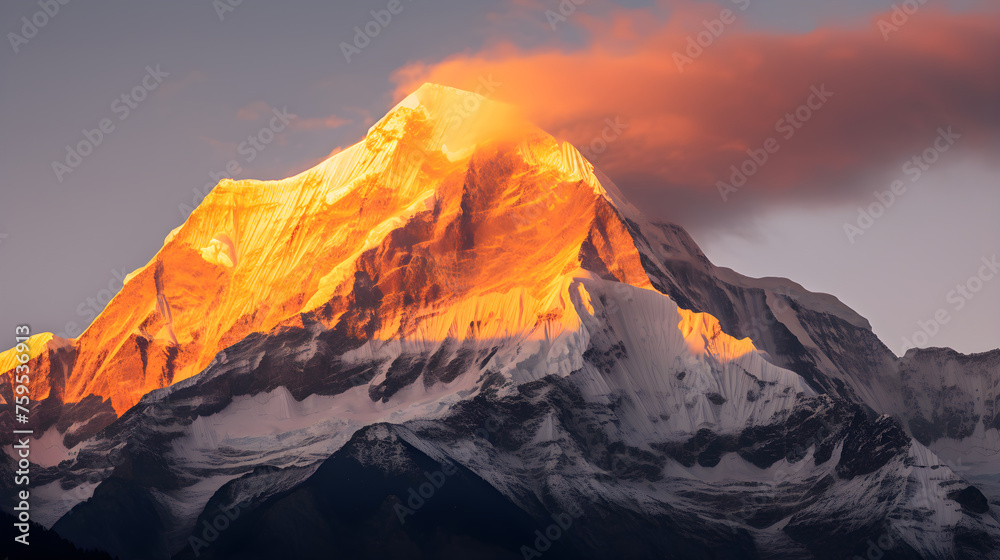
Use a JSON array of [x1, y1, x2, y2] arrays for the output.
[[835, 415, 912, 480], [53, 477, 171, 560], [164, 387, 746, 560], [172, 424, 563, 560], [948, 486, 990, 515], [153, 374, 986, 560]]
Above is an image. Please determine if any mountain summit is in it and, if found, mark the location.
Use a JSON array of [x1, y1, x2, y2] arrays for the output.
[[1, 84, 998, 560], [5, 84, 654, 415]]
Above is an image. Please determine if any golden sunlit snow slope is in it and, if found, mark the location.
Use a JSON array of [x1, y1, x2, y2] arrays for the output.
[[0, 85, 646, 413], [1, 83, 754, 417]]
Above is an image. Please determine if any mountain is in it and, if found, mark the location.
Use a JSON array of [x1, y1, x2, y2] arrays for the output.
[[1, 83, 997, 560]]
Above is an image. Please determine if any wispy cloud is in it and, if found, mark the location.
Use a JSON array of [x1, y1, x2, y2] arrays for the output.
[[236, 100, 273, 121], [156, 69, 206, 101], [392, 3, 1000, 227]]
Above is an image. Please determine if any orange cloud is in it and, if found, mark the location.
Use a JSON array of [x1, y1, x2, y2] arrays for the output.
[[236, 100, 272, 121], [392, 3, 1000, 224]]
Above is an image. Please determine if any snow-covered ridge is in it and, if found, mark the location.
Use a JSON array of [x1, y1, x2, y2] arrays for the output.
[[0, 83, 997, 559]]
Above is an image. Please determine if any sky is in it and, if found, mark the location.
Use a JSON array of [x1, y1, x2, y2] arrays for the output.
[[0, 0, 997, 356]]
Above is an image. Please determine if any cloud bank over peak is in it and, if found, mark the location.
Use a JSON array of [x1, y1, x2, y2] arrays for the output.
[[392, 3, 1000, 231]]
